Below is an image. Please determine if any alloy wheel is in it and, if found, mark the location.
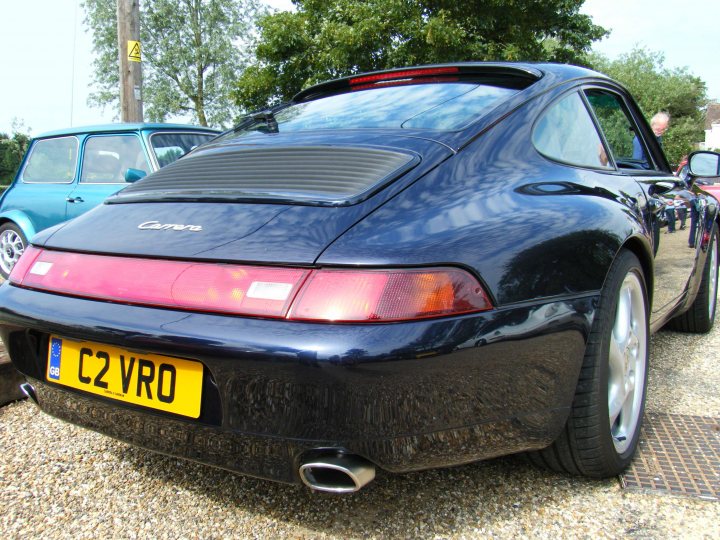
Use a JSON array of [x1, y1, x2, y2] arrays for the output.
[[0, 229, 25, 276], [607, 271, 647, 454], [707, 237, 718, 320]]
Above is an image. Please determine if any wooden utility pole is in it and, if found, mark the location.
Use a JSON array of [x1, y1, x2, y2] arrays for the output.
[[117, 0, 143, 122]]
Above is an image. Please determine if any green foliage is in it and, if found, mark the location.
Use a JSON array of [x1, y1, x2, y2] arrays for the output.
[[596, 109, 634, 157], [663, 117, 705, 166], [586, 90, 638, 160], [83, 0, 263, 128], [0, 131, 30, 184], [588, 49, 707, 166], [233, 0, 607, 112]]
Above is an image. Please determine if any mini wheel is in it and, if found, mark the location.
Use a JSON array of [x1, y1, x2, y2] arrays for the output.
[[0, 223, 27, 280]]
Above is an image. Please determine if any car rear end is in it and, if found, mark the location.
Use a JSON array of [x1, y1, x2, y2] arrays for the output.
[[0, 65, 593, 490]]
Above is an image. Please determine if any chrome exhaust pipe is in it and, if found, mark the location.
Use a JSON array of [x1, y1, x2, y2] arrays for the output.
[[20, 382, 39, 405], [299, 454, 375, 493]]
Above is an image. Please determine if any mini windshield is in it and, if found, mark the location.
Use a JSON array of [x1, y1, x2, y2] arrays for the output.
[[228, 81, 523, 136]]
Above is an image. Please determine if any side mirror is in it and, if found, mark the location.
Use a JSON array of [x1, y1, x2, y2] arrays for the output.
[[125, 168, 147, 183], [688, 151, 720, 178]]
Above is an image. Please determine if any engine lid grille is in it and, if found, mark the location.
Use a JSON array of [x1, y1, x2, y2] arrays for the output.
[[112, 145, 419, 206]]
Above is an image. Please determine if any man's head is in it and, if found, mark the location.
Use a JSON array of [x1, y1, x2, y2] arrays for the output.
[[651, 112, 670, 137]]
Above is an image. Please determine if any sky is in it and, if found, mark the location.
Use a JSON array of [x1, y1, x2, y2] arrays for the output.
[[0, 0, 718, 136]]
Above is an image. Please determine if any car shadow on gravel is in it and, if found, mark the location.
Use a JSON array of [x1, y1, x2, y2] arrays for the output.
[[108, 441, 607, 536]]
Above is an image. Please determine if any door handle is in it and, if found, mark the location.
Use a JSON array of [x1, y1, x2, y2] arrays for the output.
[[66, 197, 85, 203]]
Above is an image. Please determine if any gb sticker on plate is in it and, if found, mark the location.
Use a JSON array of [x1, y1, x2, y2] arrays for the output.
[[48, 337, 63, 380]]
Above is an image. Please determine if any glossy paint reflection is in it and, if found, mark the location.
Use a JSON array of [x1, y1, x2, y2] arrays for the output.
[[2, 281, 593, 478], [638, 176, 715, 320], [320, 93, 646, 305]]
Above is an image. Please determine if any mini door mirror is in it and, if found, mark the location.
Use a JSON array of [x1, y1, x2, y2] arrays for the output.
[[688, 151, 720, 178], [125, 168, 148, 183]]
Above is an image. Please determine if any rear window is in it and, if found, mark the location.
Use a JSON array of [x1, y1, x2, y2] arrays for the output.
[[21, 136, 78, 183], [150, 132, 217, 167], [225, 80, 524, 137]]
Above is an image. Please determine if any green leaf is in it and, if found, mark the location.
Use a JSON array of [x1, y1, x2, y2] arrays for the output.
[[588, 48, 707, 166], [233, 0, 608, 111], [83, 0, 264, 128]]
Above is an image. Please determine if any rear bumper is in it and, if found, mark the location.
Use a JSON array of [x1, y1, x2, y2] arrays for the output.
[[26, 378, 571, 484], [0, 283, 596, 484]]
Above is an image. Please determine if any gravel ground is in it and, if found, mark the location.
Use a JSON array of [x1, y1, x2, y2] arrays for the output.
[[1, 325, 719, 539]]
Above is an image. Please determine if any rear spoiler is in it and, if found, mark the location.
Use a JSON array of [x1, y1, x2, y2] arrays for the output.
[[293, 63, 544, 102]]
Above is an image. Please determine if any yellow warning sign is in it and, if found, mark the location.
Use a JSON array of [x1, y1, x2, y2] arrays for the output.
[[128, 41, 142, 62]]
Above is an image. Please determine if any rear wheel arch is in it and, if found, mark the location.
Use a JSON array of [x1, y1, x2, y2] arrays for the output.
[[617, 236, 654, 310], [529, 248, 649, 476], [0, 212, 36, 242]]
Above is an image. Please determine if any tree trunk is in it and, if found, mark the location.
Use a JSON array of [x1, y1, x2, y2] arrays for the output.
[[191, 0, 207, 126]]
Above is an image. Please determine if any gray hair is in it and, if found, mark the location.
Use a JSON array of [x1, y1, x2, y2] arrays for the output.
[[651, 112, 670, 126]]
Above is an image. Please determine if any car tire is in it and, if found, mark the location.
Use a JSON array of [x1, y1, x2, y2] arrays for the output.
[[0, 223, 27, 280], [665, 228, 718, 333], [529, 250, 649, 477]]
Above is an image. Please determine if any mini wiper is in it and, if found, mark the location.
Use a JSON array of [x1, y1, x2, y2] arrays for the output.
[[252, 110, 278, 132], [234, 109, 280, 134]]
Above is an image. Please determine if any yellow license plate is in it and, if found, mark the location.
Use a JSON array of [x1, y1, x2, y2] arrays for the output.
[[47, 336, 204, 418]]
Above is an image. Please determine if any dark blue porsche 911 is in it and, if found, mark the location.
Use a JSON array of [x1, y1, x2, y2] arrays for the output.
[[3, 63, 720, 493]]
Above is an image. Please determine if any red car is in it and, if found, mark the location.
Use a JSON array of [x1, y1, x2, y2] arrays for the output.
[[677, 156, 720, 198]]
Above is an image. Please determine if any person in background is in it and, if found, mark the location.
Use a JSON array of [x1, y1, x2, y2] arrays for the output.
[[674, 195, 688, 230], [633, 112, 670, 164], [665, 199, 676, 233]]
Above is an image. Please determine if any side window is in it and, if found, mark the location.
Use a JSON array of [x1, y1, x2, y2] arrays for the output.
[[532, 92, 611, 169], [22, 137, 78, 183], [584, 89, 653, 171], [81, 135, 150, 184]]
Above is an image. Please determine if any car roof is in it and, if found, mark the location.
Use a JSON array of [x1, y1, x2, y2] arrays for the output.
[[36, 123, 220, 139]]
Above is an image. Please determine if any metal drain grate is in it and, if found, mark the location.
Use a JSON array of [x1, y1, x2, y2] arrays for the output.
[[620, 413, 720, 500]]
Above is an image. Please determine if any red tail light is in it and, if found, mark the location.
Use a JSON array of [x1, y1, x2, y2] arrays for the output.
[[8, 245, 42, 283], [10, 248, 492, 322], [349, 76, 460, 92], [10, 248, 310, 318], [288, 268, 490, 322]]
